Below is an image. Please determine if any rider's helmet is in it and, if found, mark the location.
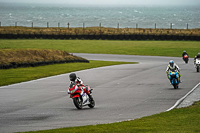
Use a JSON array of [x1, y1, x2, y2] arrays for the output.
[[196, 53, 200, 58], [69, 73, 76, 82], [169, 60, 174, 67]]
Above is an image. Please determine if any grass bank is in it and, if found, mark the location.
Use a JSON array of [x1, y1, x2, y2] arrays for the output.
[[20, 101, 200, 133], [0, 40, 199, 57], [0, 49, 88, 65], [0, 60, 136, 87], [1, 26, 200, 36]]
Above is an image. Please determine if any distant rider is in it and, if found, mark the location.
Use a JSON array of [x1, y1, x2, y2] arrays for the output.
[[165, 60, 181, 83], [182, 50, 189, 59], [69, 73, 93, 101], [194, 53, 200, 65]]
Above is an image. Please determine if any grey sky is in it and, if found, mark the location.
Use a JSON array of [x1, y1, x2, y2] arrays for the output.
[[1, 0, 200, 6]]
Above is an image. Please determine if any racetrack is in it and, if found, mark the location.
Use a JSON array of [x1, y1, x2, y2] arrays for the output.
[[0, 54, 199, 133]]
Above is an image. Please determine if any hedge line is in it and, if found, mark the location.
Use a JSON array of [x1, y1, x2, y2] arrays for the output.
[[0, 59, 89, 69], [0, 33, 200, 41]]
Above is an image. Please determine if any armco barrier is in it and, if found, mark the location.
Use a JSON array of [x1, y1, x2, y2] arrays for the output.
[[160, 35, 166, 40], [142, 35, 148, 40], [0, 33, 200, 41], [113, 35, 119, 40], [95, 35, 100, 40], [124, 35, 130, 40], [178, 36, 184, 41], [71, 35, 77, 39], [119, 35, 124, 40], [77, 35, 82, 40], [130, 35, 136, 40], [196, 36, 200, 41], [107, 35, 113, 40]]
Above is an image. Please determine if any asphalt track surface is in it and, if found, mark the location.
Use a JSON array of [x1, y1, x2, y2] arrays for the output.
[[0, 54, 200, 133]]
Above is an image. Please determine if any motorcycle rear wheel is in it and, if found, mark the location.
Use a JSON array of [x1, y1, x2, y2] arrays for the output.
[[73, 97, 83, 109], [197, 66, 199, 72], [173, 84, 178, 89], [185, 59, 188, 63], [172, 79, 178, 89]]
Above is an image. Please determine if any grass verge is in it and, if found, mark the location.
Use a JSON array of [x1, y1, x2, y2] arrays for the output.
[[0, 49, 88, 65], [1, 26, 200, 36], [0, 40, 199, 57], [19, 101, 200, 133], [0, 60, 136, 87]]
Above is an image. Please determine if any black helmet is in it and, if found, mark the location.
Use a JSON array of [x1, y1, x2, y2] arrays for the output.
[[69, 73, 76, 81]]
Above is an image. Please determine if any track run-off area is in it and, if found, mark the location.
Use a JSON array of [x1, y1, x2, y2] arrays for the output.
[[0, 53, 199, 132]]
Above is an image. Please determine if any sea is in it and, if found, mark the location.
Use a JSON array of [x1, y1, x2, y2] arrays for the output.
[[0, 2, 200, 29]]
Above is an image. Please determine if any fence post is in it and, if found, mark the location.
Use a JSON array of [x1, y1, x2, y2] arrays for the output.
[[83, 23, 84, 33], [99, 23, 101, 33], [117, 23, 119, 30], [15, 22, 17, 27], [187, 23, 188, 30], [155, 23, 156, 29], [67, 23, 70, 29], [0, 22, 1, 27], [32, 22, 33, 28], [58, 22, 60, 28], [47, 22, 49, 28], [136, 23, 138, 29], [170, 23, 172, 29]]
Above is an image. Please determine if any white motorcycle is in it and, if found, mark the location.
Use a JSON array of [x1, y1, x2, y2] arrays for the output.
[[195, 58, 200, 72]]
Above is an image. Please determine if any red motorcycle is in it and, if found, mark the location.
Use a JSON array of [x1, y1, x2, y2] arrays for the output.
[[68, 83, 95, 109], [183, 54, 189, 63]]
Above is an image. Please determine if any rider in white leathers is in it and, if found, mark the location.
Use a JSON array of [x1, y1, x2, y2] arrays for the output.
[[69, 73, 93, 101], [165, 60, 181, 83], [194, 53, 200, 65]]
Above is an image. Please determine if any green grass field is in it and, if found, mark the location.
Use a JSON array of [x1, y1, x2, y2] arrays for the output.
[[0, 39, 199, 57]]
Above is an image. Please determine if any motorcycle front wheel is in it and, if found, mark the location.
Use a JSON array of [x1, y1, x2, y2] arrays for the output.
[[73, 97, 83, 109], [88, 97, 95, 108]]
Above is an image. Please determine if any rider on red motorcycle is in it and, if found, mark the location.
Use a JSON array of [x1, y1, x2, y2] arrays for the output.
[[69, 73, 93, 101], [165, 60, 181, 83], [182, 50, 189, 59]]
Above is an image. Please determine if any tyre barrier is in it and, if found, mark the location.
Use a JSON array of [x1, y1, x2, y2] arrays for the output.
[[0, 59, 89, 69], [0, 33, 200, 41]]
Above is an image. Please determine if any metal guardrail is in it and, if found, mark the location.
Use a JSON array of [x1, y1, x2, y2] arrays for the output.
[[0, 33, 200, 41]]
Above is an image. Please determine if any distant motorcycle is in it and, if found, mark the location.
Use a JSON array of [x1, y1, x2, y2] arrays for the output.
[[183, 54, 189, 63], [168, 69, 180, 89], [194, 58, 200, 72], [68, 83, 95, 109]]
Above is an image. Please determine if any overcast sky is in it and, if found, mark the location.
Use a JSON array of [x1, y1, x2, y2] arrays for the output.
[[1, 0, 200, 6]]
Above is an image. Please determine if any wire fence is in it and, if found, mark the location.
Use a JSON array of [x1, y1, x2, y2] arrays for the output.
[[1, 21, 200, 40], [0, 22, 193, 30]]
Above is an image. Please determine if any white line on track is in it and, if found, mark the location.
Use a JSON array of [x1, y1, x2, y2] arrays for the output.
[[166, 82, 200, 111]]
